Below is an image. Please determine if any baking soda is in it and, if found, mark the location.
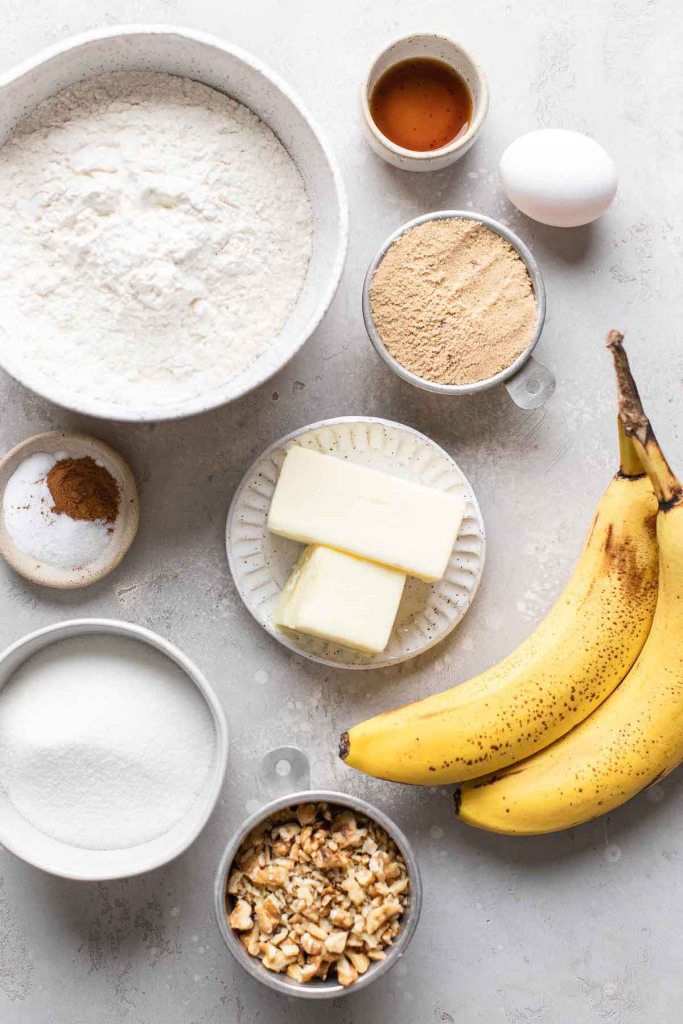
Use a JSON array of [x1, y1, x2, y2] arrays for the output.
[[0, 634, 215, 850]]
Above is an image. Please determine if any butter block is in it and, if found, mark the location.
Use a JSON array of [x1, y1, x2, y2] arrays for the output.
[[267, 446, 464, 582], [273, 545, 406, 655]]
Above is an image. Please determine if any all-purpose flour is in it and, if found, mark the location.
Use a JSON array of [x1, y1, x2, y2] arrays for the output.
[[0, 72, 313, 412], [0, 634, 215, 850]]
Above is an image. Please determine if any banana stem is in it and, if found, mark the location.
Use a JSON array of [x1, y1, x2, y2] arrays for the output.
[[617, 419, 644, 477], [607, 330, 682, 508]]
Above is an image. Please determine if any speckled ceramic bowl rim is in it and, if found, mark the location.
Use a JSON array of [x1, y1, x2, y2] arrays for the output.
[[362, 210, 547, 395], [361, 33, 489, 163], [214, 789, 422, 998], [0, 618, 229, 880], [0, 24, 349, 422]]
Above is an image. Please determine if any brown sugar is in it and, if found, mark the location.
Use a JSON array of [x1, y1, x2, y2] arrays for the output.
[[369, 218, 538, 386]]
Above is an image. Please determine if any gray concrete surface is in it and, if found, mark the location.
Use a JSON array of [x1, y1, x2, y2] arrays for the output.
[[1, 1, 681, 1021]]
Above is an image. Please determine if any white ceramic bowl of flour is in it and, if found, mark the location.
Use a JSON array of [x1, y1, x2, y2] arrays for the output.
[[0, 619, 228, 879], [0, 26, 348, 421]]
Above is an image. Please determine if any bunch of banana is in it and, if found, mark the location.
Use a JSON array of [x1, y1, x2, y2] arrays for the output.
[[340, 406, 659, 785], [456, 333, 683, 834]]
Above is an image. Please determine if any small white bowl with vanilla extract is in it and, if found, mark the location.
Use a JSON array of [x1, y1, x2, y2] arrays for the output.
[[361, 33, 489, 171]]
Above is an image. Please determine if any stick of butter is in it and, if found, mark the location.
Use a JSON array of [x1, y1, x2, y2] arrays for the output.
[[267, 446, 464, 582], [273, 545, 406, 655]]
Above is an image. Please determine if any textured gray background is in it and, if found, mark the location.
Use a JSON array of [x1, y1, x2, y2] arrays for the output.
[[1, 1, 681, 1021]]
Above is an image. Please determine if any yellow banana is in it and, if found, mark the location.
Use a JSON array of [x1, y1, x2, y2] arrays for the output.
[[340, 420, 658, 785], [456, 332, 683, 834]]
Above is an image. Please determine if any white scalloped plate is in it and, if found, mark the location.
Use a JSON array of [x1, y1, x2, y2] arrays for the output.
[[226, 417, 485, 669]]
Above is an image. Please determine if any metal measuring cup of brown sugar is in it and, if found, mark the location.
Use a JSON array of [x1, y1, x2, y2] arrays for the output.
[[214, 746, 422, 999], [362, 210, 554, 410]]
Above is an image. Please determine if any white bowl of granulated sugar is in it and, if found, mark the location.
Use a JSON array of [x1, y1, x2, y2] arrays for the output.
[[0, 619, 228, 880], [0, 26, 348, 421]]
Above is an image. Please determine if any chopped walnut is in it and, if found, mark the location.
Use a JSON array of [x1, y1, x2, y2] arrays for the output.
[[227, 870, 243, 895], [329, 907, 354, 929], [269, 926, 288, 947], [255, 894, 281, 934], [296, 803, 317, 826], [228, 898, 253, 931], [287, 962, 318, 984], [323, 930, 348, 956], [341, 876, 366, 906], [226, 802, 409, 988], [355, 866, 374, 888], [336, 955, 358, 988], [262, 943, 297, 973], [278, 823, 301, 842], [251, 861, 291, 888], [365, 902, 402, 935], [301, 931, 323, 955], [331, 811, 365, 849], [312, 847, 350, 870], [368, 852, 386, 881], [239, 924, 260, 957], [347, 950, 370, 975]]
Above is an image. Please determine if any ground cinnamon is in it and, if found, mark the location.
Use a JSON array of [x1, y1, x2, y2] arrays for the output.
[[47, 456, 120, 523]]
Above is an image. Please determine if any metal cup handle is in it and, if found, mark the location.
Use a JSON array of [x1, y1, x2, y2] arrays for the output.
[[257, 746, 311, 801], [504, 356, 556, 410]]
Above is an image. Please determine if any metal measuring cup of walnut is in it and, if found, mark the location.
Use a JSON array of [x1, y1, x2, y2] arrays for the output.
[[213, 746, 422, 998]]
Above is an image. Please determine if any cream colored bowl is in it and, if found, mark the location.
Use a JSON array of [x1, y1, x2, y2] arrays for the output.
[[0, 619, 228, 880], [361, 33, 489, 171], [0, 26, 348, 420], [0, 431, 139, 588]]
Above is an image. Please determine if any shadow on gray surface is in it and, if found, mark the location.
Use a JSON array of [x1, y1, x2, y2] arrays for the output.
[[13, 840, 199, 963], [370, 144, 482, 218]]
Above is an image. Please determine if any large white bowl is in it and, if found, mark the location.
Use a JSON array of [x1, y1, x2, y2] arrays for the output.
[[0, 26, 348, 421], [0, 619, 228, 880]]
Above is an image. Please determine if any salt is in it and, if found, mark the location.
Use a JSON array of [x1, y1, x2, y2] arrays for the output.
[[3, 451, 113, 569], [0, 634, 216, 850]]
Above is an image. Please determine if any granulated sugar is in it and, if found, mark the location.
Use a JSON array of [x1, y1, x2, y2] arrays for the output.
[[370, 217, 538, 385], [0, 634, 215, 850]]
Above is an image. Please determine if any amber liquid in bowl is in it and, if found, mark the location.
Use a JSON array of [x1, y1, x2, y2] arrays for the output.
[[370, 57, 473, 152]]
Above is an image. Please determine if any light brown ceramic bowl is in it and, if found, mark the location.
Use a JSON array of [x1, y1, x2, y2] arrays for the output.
[[0, 431, 139, 588]]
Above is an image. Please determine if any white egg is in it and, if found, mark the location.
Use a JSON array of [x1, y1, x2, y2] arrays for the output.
[[499, 129, 618, 228]]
